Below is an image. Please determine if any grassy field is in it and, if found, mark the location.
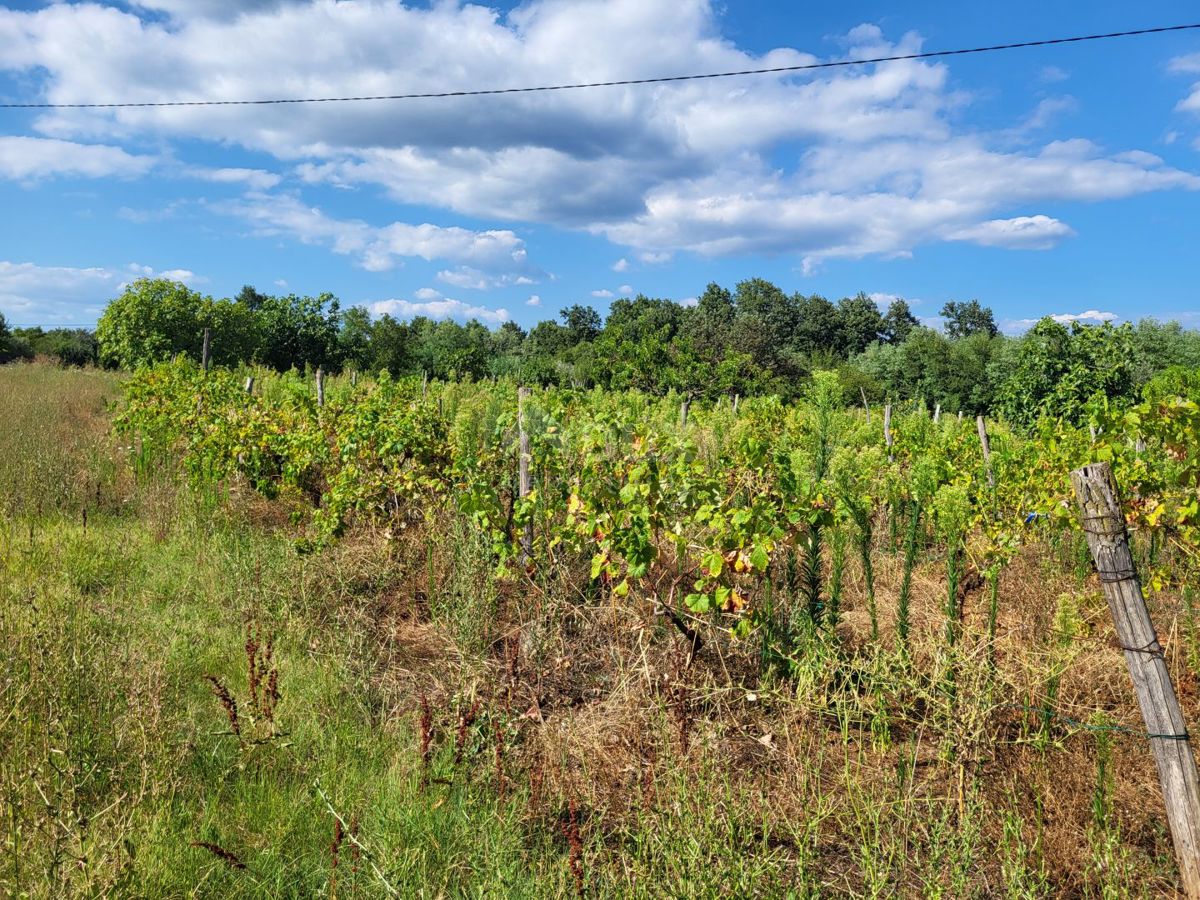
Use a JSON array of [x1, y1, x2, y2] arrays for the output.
[[0, 361, 1194, 897]]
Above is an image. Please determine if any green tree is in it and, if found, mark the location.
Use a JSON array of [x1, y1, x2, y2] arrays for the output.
[[940, 299, 997, 338], [14, 327, 97, 366], [559, 305, 601, 346], [881, 299, 919, 344], [838, 292, 884, 355], [0, 313, 34, 364], [254, 292, 343, 372], [339, 306, 374, 372], [993, 318, 1137, 425], [96, 278, 209, 369]]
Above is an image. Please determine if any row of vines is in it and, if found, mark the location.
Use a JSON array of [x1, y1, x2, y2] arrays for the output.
[[117, 360, 1200, 647]]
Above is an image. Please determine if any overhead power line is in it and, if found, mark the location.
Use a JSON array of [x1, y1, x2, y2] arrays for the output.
[[2, 22, 1198, 109]]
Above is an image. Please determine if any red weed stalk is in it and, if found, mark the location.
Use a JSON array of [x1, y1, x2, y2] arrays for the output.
[[454, 698, 482, 765], [418, 693, 433, 783], [203, 675, 241, 741], [191, 840, 246, 870], [493, 717, 507, 800], [330, 815, 344, 900], [561, 797, 584, 897]]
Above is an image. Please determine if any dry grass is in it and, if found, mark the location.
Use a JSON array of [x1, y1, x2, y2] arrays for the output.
[[355, 504, 1193, 896]]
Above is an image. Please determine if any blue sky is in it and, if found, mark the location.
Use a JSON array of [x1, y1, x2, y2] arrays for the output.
[[0, 0, 1198, 333]]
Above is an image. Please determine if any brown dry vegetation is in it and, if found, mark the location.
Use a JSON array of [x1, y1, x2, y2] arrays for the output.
[[347, 497, 1193, 897], [3, 361, 1195, 897]]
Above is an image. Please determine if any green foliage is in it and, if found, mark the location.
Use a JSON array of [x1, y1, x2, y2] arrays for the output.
[[993, 318, 1138, 426], [0, 313, 34, 363]]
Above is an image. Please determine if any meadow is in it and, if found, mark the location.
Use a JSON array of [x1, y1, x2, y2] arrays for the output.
[[2, 358, 1199, 897]]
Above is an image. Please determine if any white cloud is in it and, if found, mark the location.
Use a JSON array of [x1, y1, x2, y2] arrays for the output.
[[0, 136, 154, 181], [274, 278, 288, 288], [618, 284, 634, 295], [210, 191, 542, 277], [678, 296, 698, 307], [1038, 65, 1070, 84], [1001, 309, 1120, 333], [0, 2, 1194, 265], [0, 259, 199, 323], [590, 289, 614, 298], [1050, 309, 1118, 324], [526, 294, 541, 307], [413, 287, 442, 301], [186, 166, 281, 190], [867, 291, 920, 309], [638, 251, 672, 264], [612, 258, 630, 272], [369, 296, 510, 325], [946, 215, 1076, 250], [1169, 54, 1200, 75]]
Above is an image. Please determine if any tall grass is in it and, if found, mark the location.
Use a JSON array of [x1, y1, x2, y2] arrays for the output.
[[1, 362, 1192, 897]]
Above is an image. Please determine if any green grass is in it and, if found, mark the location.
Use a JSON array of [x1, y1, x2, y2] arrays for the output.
[[1, 362, 1187, 898]]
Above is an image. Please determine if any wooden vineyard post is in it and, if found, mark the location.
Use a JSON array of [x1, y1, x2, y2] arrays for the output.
[[350, 370, 358, 388], [1071, 462, 1200, 898], [201, 327, 211, 372], [315, 367, 325, 408], [243, 375, 255, 394], [933, 403, 941, 424], [517, 387, 534, 569], [976, 416, 994, 488], [421, 370, 428, 399], [732, 394, 740, 416], [883, 403, 893, 461], [860, 386, 871, 423], [679, 398, 690, 429]]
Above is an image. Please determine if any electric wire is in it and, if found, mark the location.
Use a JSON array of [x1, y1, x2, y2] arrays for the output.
[[1, 23, 1197, 109]]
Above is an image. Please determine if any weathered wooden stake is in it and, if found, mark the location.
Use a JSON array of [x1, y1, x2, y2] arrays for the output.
[[1071, 462, 1200, 898], [517, 387, 533, 569], [933, 403, 941, 424], [958, 411, 963, 422], [1089, 424, 1098, 444], [315, 367, 325, 407], [976, 415, 994, 488], [732, 394, 740, 416], [351, 370, 358, 388], [883, 403, 893, 461], [421, 370, 428, 399], [860, 386, 871, 423], [244, 375, 255, 394], [201, 327, 211, 372], [679, 398, 690, 429]]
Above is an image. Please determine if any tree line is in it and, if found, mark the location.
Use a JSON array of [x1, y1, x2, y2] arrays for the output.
[[5, 276, 1199, 426]]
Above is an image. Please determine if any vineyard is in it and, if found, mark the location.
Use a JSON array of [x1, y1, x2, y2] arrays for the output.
[[5, 359, 1200, 896]]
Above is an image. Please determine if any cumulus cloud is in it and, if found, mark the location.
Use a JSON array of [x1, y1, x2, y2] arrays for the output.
[[1169, 54, 1200, 75], [0, 136, 155, 181], [186, 166, 282, 190], [209, 191, 543, 277], [618, 284, 634, 295], [946, 215, 1076, 250], [0, 1, 1195, 265], [0, 259, 199, 322], [612, 258, 630, 272], [526, 294, 541, 306], [369, 294, 510, 325], [590, 289, 614, 298], [1001, 309, 1120, 333]]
